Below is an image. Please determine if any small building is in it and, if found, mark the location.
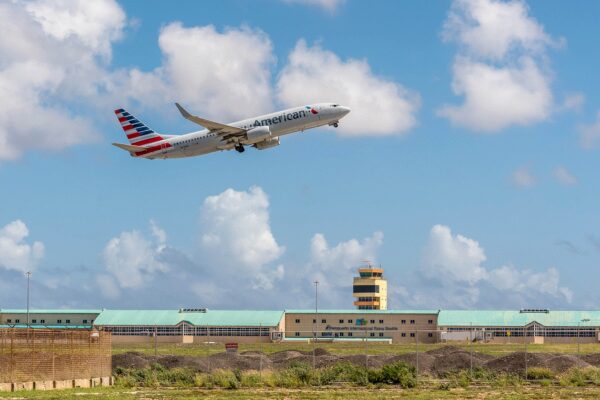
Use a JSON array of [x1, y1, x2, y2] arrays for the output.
[[0, 309, 100, 329], [352, 264, 388, 310], [93, 309, 285, 343], [438, 309, 600, 344], [284, 309, 439, 343]]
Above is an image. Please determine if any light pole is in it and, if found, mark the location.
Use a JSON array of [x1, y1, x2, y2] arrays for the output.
[[578, 318, 590, 355], [313, 280, 319, 370], [25, 271, 31, 328]]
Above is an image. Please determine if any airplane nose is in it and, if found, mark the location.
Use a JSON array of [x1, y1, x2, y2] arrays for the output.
[[339, 106, 351, 115]]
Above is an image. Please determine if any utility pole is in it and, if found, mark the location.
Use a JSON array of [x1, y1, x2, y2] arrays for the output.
[[313, 280, 319, 370], [25, 271, 31, 327]]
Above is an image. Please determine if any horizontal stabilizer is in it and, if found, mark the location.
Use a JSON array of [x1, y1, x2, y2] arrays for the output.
[[112, 143, 145, 152]]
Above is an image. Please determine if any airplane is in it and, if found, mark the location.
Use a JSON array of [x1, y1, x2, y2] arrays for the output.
[[112, 103, 351, 159]]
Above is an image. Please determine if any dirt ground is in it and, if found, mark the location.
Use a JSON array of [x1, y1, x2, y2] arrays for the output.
[[112, 345, 600, 376]]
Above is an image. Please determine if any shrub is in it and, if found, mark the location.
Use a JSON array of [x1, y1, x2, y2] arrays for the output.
[[372, 361, 417, 388], [560, 367, 600, 387], [527, 367, 554, 380]]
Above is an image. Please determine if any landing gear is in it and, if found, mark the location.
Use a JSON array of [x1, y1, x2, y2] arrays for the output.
[[235, 144, 245, 153], [333, 123, 339, 128]]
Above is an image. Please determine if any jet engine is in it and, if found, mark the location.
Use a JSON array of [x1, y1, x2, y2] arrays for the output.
[[255, 137, 280, 150], [245, 126, 271, 144]]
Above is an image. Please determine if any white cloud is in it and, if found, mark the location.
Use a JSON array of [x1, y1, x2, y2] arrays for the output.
[[416, 224, 572, 306], [511, 165, 536, 188], [0, 220, 44, 272], [553, 166, 578, 186], [423, 225, 488, 285], [129, 23, 275, 121], [438, 57, 552, 132], [200, 186, 285, 289], [96, 274, 120, 299], [561, 93, 585, 112], [443, 0, 556, 61], [276, 40, 420, 136], [282, 0, 346, 12], [306, 231, 383, 304], [102, 222, 168, 289], [0, 0, 126, 160], [579, 111, 600, 150], [439, 0, 560, 132]]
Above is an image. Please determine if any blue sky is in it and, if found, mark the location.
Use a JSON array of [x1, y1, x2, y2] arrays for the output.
[[1, 0, 599, 310]]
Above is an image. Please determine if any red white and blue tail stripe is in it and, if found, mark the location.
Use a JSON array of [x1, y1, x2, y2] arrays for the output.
[[114, 108, 164, 146]]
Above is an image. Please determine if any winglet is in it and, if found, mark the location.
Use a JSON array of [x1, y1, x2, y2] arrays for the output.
[[175, 102, 192, 119]]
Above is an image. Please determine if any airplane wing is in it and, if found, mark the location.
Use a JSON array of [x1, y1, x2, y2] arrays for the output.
[[175, 103, 246, 139]]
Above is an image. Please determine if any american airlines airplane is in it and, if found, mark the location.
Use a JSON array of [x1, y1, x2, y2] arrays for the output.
[[112, 103, 351, 159]]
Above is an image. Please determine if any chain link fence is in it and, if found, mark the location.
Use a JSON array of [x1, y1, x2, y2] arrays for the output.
[[0, 329, 111, 384], [111, 327, 600, 382]]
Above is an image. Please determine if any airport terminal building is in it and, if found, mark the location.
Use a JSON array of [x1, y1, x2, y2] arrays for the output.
[[2, 308, 600, 344]]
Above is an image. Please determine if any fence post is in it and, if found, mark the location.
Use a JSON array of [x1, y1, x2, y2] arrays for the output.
[[259, 323, 262, 382], [415, 329, 419, 384], [10, 330, 14, 384], [469, 322, 473, 378], [524, 334, 528, 380], [51, 331, 55, 382]]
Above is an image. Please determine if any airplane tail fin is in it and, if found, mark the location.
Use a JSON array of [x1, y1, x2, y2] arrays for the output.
[[114, 108, 164, 146]]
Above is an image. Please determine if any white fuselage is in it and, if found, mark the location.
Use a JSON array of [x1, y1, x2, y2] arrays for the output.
[[141, 103, 350, 159]]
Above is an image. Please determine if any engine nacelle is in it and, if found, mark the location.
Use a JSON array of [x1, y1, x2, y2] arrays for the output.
[[255, 137, 280, 150], [245, 126, 271, 144]]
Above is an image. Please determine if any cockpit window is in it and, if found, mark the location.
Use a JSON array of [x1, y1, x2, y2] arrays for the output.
[[332, 104, 339, 107]]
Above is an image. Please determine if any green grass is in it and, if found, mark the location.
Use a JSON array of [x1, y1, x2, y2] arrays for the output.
[[112, 341, 600, 357], [4, 386, 600, 399]]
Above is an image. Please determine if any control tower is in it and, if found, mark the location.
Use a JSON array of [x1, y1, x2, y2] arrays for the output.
[[352, 263, 387, 310]]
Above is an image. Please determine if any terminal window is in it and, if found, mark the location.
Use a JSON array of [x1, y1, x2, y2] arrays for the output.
[[401, 320, 406, 324], [339, 319, 344, 323], [295, 319, 300, 323], [295, 332, 300, 337], [6, 319, 10, 323], [401, 333, 406, 337], [410, 320, 415, 324], [15, 319, 19, 323], [313, 319, 316, 323], [410, 333, 415, 337], [83, 320, 88, 323], [379, 320, 384, 323], [428, 333, 433, 337], [370, 320, 375, 324], [321, 319, 326, 323], [66, 320, 70, 323], [40, 319, 45, 323], [379, 333, 384, 337], [348, 319, 353, 324], [428, 319, 433, 324], [370, 332, 375, 337], [57, 320, 62, 323], [348, 332, 353, 337], [32, 319, 37, 323]]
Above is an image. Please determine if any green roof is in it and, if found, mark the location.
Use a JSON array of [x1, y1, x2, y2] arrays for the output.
[[0, 309, 101, 314], [438, 310, 600, 327], [285, 309, 439, 315], [94, 309, 284, 327]]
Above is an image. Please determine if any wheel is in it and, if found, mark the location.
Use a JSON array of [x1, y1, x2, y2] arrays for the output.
[[235, 144, 245, 153], [333, 123, 339, 128]]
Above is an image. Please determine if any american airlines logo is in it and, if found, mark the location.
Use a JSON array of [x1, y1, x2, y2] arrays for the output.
[[253, 106, 316, 127]]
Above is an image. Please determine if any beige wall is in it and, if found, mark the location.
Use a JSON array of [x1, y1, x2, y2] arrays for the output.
[[0, 312, 99, 326], [284, 312, 438, 343]]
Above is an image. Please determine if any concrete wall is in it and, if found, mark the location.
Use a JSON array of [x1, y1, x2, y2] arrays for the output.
[[284, 312, 439, 344]]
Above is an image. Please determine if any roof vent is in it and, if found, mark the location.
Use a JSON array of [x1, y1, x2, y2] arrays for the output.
[[519, 309, 549, 313], [179, 308, 207, 313]]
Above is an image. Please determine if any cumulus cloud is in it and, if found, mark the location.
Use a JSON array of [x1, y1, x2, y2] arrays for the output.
[[439, 0, 560, 132], [282, 0, 346, 12], [276, 40, 420, 136], [305, 231, 383, 304], [200, 186, 285, 289], [579, 111, 600, 149], [127, 23, 275, 121], [102, 222, 168, 290], [411, 224, 573, 307], [553, 166, 578, 186], [0, 220, 44, 272], [0, 0, 126, 160], [511, 166, 536, 188]]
